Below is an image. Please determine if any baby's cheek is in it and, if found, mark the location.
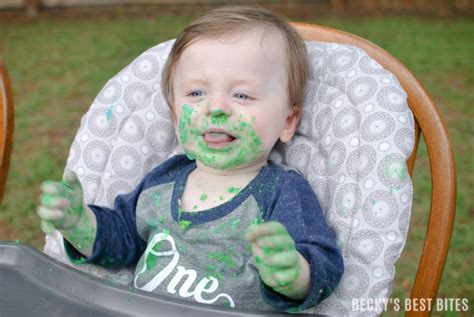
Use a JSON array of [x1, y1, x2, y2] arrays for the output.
[[177, 104, 195, 145], [251, 127, 274, 150]]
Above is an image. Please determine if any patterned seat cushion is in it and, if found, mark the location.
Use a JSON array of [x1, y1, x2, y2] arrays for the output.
[[44, 39, 414, 316]]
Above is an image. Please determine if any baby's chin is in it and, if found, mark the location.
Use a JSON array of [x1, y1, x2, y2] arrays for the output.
[[185, 148, 268, 174]]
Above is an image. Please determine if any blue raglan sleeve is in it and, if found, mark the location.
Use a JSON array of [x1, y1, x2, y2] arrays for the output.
[[65, 155, 192, 268], [260, 170, 344, 312]]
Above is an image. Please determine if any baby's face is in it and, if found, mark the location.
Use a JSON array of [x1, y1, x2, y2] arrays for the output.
[[172, 28, 297, 171]]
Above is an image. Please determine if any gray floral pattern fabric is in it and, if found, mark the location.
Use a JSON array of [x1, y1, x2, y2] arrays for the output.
[[43, 40, 414, 316]]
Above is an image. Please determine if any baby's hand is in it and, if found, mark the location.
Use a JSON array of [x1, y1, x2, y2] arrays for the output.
[[37, 171, 85, 234], [246, 221, 309, 299]]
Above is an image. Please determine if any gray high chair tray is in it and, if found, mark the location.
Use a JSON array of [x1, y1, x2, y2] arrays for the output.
[[0, 242, 321, 316]]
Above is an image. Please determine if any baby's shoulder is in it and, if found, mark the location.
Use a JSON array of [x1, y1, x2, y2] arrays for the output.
[[259, 163, 315, 204], [259, 163, 320, 219], [266, 162, 311, 188], [142, 154, 194, 186]]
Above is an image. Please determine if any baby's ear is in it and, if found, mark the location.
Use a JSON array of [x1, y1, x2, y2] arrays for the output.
[[279, 107, 301, 143]]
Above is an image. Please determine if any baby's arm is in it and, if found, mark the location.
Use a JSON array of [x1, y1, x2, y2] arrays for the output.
[[245, 171, 344, 311], [246, 221, 310, 300], [37, 171, 97, 257]]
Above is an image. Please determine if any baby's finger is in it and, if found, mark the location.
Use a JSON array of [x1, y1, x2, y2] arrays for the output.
[[62, 170, 80, 189], [41, 181, 63, 195], [261, 250, 299, 268], [259, 268, 280, 288], [256, 234, 295, 251], [245, 221, 287, 242], [40, 220, 56, 235], [273, 267, 300, 288], [249, 244, 272, 271], [37, 206, 64, 221], [249, 242, 263, 258], [40, 194, 70, 209]]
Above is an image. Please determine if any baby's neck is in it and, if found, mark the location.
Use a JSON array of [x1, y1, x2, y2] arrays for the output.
[[194, 160, 266, 176], [179, 161, 266, 212]]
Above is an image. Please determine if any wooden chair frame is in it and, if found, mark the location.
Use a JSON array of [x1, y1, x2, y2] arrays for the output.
[[291, 22, 456, 316], [0, 60, 14, 203]]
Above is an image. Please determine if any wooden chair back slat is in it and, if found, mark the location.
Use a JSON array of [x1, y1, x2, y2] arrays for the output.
[[292, 22, 456, 317], [0, 61, 14, 203], [406, 122, 420, 177]]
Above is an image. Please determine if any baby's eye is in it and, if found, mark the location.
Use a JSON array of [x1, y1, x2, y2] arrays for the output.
[[189, 90, 204, 97], [234, 92, 251, 100]]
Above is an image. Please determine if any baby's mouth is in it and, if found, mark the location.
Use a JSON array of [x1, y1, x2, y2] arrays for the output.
[[202, 129, 237, 148]]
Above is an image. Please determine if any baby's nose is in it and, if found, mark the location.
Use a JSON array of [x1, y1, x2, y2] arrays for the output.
[[207, 96, 232, 115], [209, 110, 229, 125]]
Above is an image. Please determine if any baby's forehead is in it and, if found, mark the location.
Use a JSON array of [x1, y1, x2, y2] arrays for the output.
[[179, 29, 288, 73], [187, 26, 287, 54]]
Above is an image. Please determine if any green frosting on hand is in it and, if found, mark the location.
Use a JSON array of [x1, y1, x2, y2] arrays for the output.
[[38, 172, 96, 256], [62, 210, 96, 253], [245, 221, 308, 299]]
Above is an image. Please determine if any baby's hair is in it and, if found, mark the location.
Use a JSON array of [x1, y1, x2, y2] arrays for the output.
[[161, 6, 308, 123]]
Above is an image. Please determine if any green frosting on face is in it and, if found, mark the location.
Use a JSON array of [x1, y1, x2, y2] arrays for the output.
[[210, 109, 229, 126], [178, 104, 194, 149], [177, 104, 265, 170]]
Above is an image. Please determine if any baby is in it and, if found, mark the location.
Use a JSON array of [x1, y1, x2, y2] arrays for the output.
[[37, 6, 343, 313]]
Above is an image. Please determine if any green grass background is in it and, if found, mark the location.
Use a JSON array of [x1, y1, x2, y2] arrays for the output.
[[0, 13, 472, 316]]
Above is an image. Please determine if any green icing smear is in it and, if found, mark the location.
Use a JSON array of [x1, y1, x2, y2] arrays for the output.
[[106, 105, 114, 122], [385, 163, 406, 180], [199, 193, 208, 201], [227, 187, 241, 194], [144, 228, 172, 267], [230, 219, 240, 230], [206, 264, 224, 281], [62, 206, 96, 254], [105, 96, 117, 122], [71, 257, 87, 265], [208, 249, 235, 269], [153, 193, 161, 208], [146, 254, 158, 268], [41, 194, 55, 206], [252, 215, 263, 225], [178, 104, 194, 148], [179, 220, 192, 229], [178, 103, 265, 170], [210, 110, 229, 126]]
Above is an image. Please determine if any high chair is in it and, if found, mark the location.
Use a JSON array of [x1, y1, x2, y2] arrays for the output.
[[0, 22, 456, 317]]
